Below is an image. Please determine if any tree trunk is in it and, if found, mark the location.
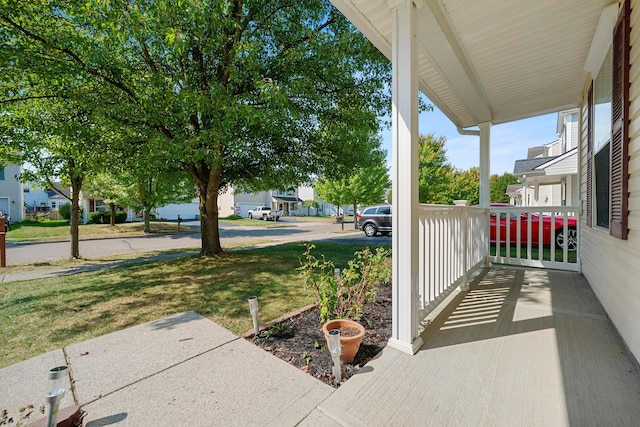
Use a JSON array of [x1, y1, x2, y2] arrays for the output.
[[194, 166, 223, 256], [143, 208, 151, 233], [353, 203, 358, 230], [109, 203, 116, 226], [70, 177, 82, 259]]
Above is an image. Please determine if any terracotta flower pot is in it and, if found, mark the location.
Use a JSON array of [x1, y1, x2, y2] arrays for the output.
[[322, 319, 365, 364]]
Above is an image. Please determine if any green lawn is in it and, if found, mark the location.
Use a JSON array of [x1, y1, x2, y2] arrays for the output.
[[6, 219, 195, 240], [0, 241, 390, 368]]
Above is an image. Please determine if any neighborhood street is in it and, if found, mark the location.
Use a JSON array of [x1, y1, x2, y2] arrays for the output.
[[4, 219, 390, 266]]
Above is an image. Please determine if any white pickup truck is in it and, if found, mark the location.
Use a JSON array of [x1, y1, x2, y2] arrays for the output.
[[247, 206, 282, 221]]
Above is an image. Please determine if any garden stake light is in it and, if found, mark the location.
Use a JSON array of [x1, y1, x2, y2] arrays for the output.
[[248, 296, 260, 336], [46, 365, 68, 427], [328, 329, 342, 384]]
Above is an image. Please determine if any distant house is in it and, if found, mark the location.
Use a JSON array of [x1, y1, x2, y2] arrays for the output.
[[217, 185, 332, 218], [512, 109, 579, 207], [0, 164, 24, 222], [23, 181, 107, 223]]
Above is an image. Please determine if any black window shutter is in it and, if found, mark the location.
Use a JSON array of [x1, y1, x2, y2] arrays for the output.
[[586, 83, 593, 227], [610, 0, 630, 240]]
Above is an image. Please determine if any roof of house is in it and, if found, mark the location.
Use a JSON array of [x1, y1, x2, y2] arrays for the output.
[[505, 184, 522, 195], [272, 196, 304, 203], [513, 156, 559, 175], [47, 183, 71, 199]]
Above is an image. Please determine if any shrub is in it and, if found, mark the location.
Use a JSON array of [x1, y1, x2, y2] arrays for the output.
[[89, 212, 106, 224], [298, 243, 392, 323], [89, 211, 127, 224], [115, 211, 127, 223], [58, 203, 83, 221]]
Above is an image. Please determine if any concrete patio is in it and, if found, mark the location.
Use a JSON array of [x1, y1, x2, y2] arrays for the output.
[[1, 266, 639, 426]]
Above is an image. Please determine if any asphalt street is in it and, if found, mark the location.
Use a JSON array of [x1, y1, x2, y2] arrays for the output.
[[4, 218, 390, 266]]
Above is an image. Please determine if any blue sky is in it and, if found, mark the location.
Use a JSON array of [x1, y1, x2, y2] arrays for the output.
[[381, 98, 561, 175]]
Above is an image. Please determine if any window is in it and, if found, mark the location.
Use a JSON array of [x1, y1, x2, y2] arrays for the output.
[[0, 167, 4, 180], [593, 47, 612, 228], [586, 1, 629, 239], [377, 206, 391, 215], [51, 201, 57, 209]]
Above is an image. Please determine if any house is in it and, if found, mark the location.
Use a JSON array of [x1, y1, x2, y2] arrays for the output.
[[0, 164, 24, 223], [24, 182, 76, 219], [24, 181, 105, 223], [329, 0, 640, 370], [217, 186, 333, 218], [512, 109, 580, 207]]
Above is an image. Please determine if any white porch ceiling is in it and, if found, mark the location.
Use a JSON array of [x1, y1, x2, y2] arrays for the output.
[[330, 0, 616, 129]]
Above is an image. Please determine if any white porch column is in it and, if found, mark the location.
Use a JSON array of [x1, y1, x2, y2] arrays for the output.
[[388, 0, 423, 355], [479, 122, 491, 208], [479, 122, 491, 266]]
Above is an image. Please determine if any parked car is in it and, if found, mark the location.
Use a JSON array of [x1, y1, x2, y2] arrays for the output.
[[0, 209, 9, 232], [357, 204, 392, 237], [489, 204, 577, 251]]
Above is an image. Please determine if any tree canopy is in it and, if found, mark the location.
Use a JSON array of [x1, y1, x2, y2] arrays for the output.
[[418, 134, 453, 204], [0, 98, 117, 257], [0, 0, 391, 255], [490, 173, 519, 203]]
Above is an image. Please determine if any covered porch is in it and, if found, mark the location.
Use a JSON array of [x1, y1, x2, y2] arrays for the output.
[[321, 0, 640, 423], [303, 266, 640, 426], [328, 0, 631, 353]]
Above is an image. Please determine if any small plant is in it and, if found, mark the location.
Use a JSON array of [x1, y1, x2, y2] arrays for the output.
[[298, 243, 391, 323], [302, 351, 312, 365], [263, 322, 284, 338]]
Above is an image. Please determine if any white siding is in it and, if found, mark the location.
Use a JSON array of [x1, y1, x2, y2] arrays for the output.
[[23, 183, 50, 208], [580, 0, 640, 362], [156, 200, 200, 220], [569, 112, 580, 149], [570, 174, 579, 206], [0, 164, 23, 222], [217, 189, 235, 216], [544, 151, 578, 175]]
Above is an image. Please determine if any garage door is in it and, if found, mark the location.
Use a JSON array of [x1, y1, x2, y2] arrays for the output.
[[0, 198, 9, 214]]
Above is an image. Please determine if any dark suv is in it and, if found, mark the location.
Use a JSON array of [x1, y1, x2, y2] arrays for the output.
[[357, 204, 392, 237]]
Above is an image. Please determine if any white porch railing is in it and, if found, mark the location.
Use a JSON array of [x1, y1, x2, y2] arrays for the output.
[[417, 204, 486, 320], [417, 204, 580, 320], [488, 205, 579, 272]]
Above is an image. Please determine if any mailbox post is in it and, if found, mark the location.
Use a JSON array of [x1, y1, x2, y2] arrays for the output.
[[0, 217, 5, 268]]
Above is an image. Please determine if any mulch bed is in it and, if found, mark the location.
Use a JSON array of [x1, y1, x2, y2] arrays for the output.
[[248, 283, 392, 388]]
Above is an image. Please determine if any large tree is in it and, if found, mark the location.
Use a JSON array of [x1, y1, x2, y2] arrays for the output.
[[0, 0, 391, 255]]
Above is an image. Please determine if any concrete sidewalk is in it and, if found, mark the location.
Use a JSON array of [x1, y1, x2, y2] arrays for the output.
[[0, 311, 333, 426], [5, 267, 640, 426]]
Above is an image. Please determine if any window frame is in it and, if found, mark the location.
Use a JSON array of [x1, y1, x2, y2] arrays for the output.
[[586, 0, 630, 240]]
